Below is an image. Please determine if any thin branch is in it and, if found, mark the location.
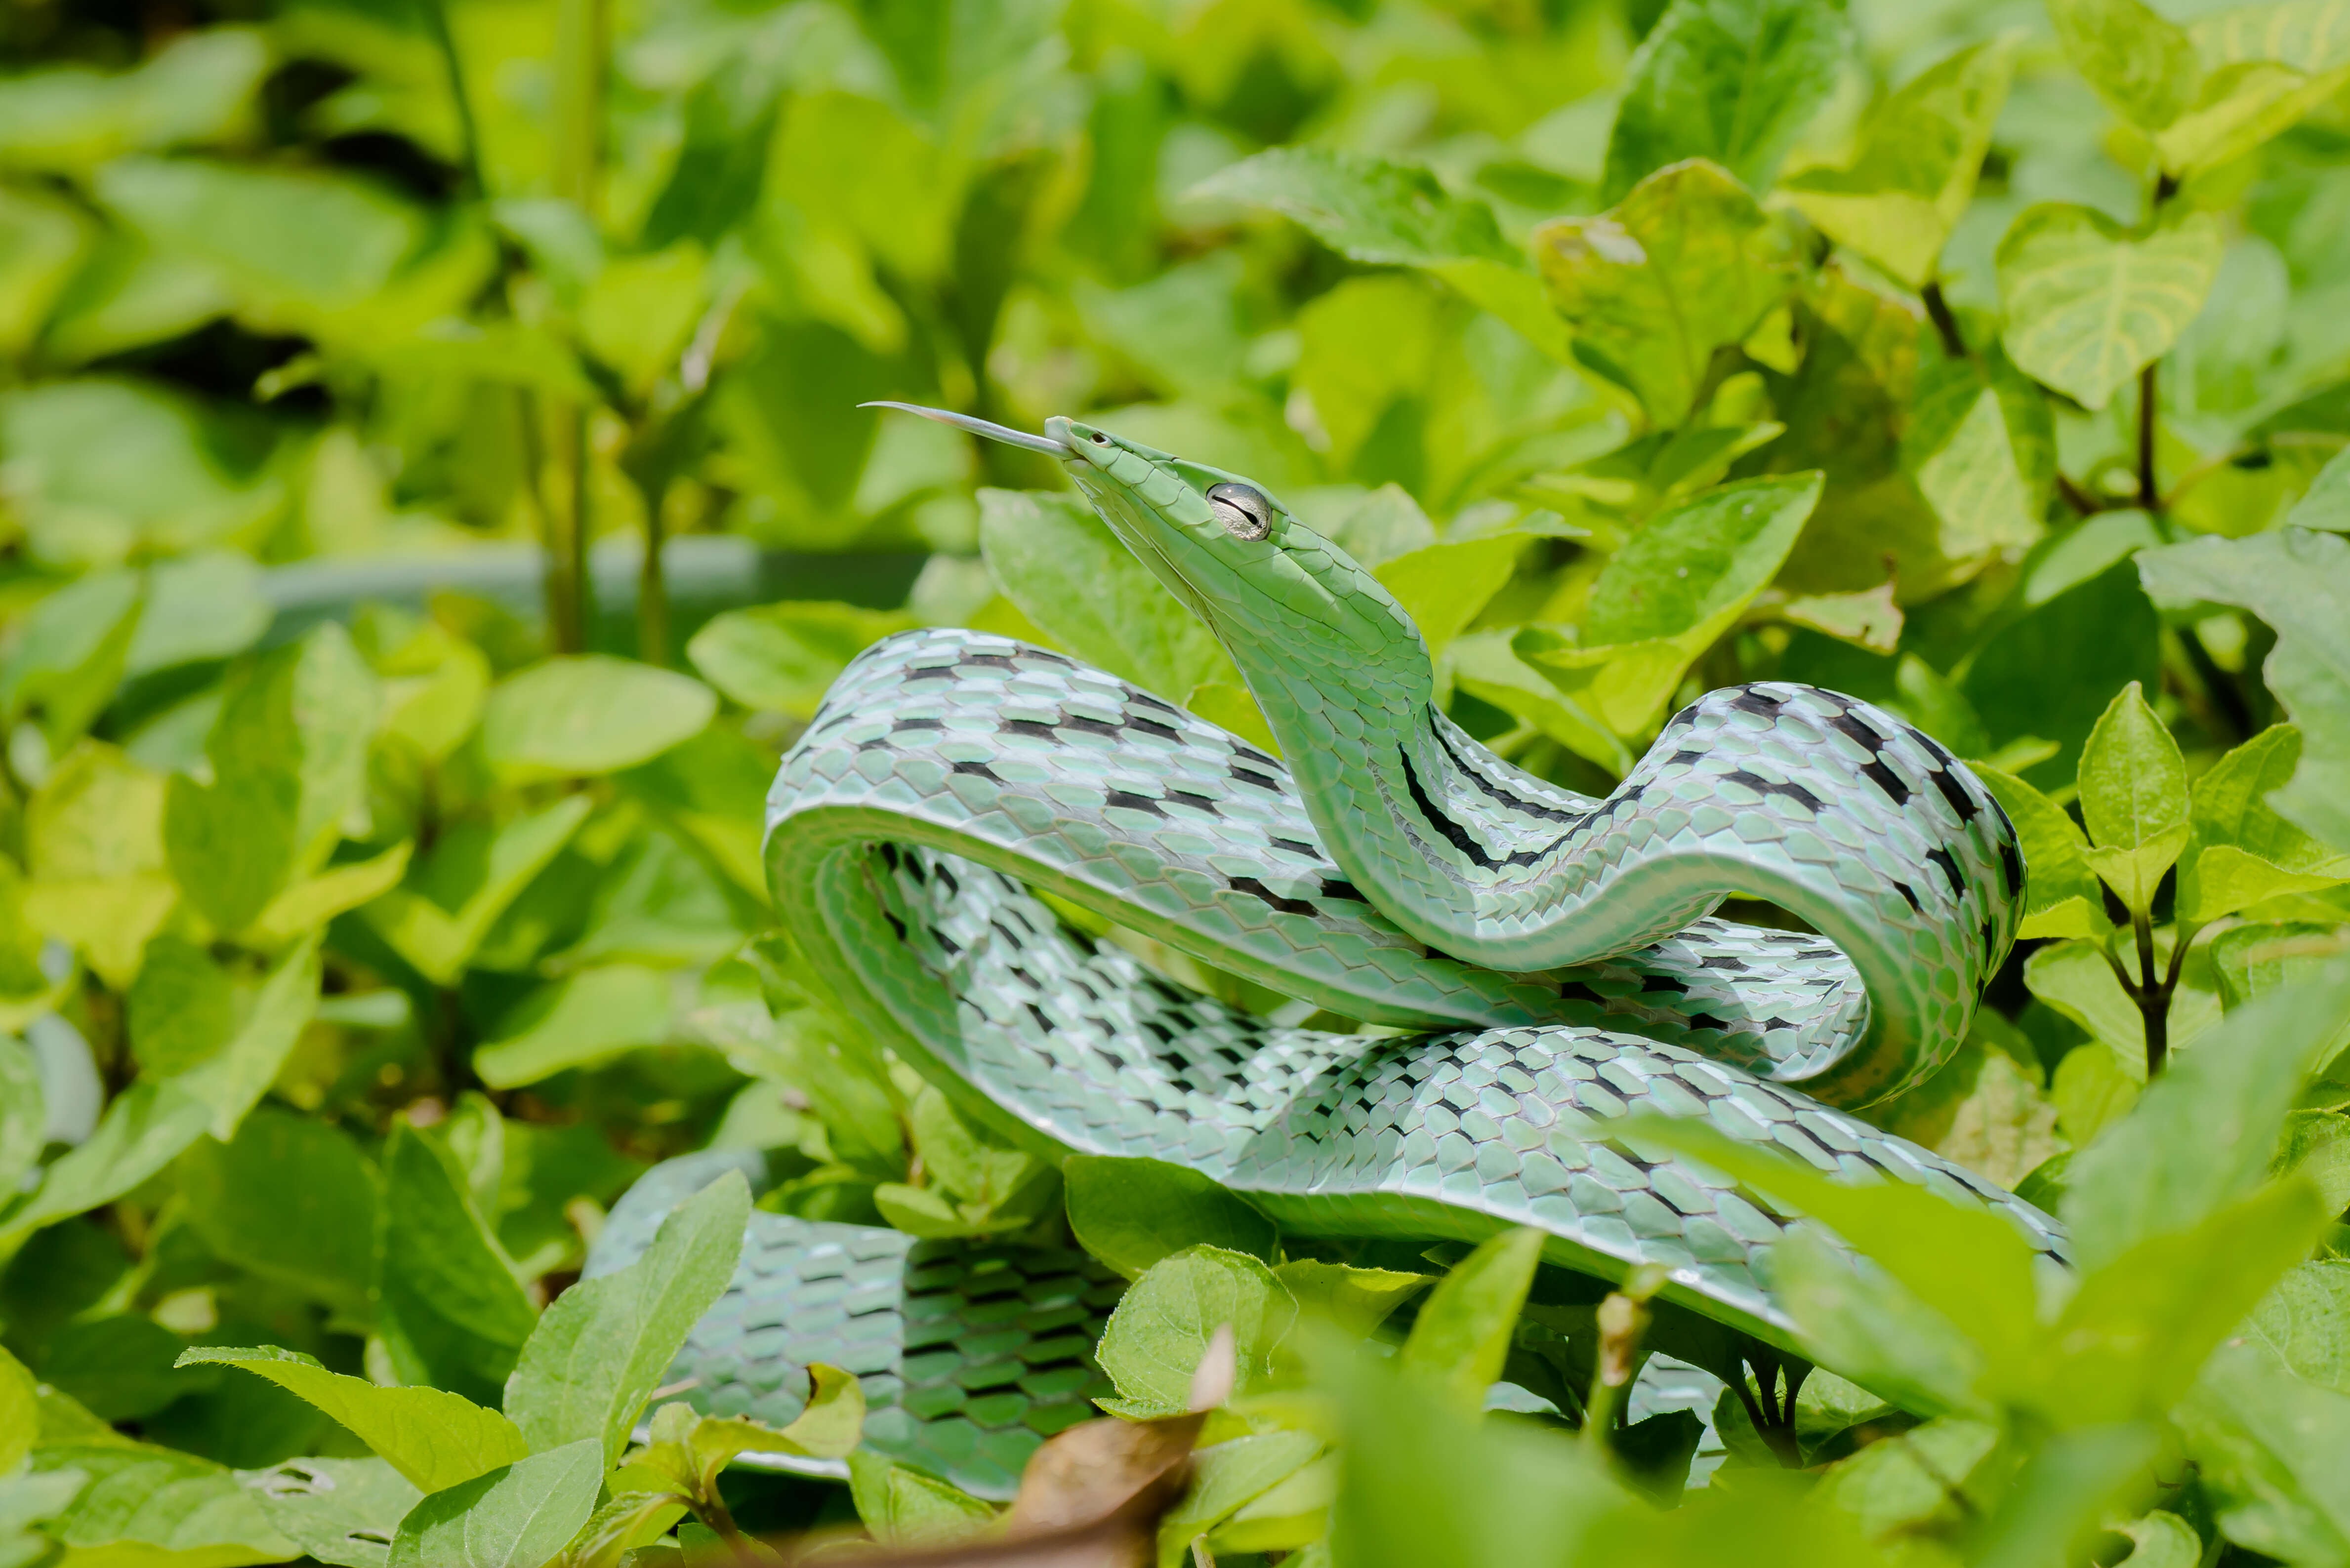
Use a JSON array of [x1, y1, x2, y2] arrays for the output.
[[1921, 281, 1968, 360], [2055, 471, 2106, 517], [2137, 361, 2160, 512]]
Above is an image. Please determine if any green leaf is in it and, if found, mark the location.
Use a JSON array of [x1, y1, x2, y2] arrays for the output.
[[363, 795, 592, 984], [2141, 530, 2350, 852], [2182, 725, 2350, 920], [1517, 473, 1820, 734], [1095, 1246, 1298, 1418], [1901, 346, 2053, 585], [481, 657, 716, 779], [847, 1451, 998, 1549], [29, 1443, 297, 1565], [1968, 1425, 2165, 1568], [1402, 1233, 1547, 1413], [377, 1123, 538, 1406], [472, 965, 674, 1090], [126, 934, 235, 1076], [978, 487, 1237, 702], [629, 1372, 864, 1497], [2047, 0, 2203, 131], [244, 1456, 423, 1568], [1160, 1431, 1326, 1567], [129, 550, 270, 677], [1870, 1043, 2064, 1191], [1601, 0, 1854, 203], [0, 569, 142, 749], [179, 1105, 376, 1316], [1963, 562, 2162, 789], [1064, 1155, 1278, 1280], [2024, 937, 2222, 1069], [1447, 631, 1635, 775], [1371, 537, 1525, 656], [2243, 1260, 2350, 1392], [1817, 1417, 2000, 1544], [2212, 923, 2350, 1022], [0, 183, 89, 358], [2064, 961, 2350, 1271], [1996, 204, 2225, 410], [2280, 1110, 2350, 1217], [1783, 37, 2019, 287], [2076, 682, 2190, 914], [173, 933, 323, 1140], [505, 1167, 749, 1466], [2053, 1041, 2141, 1147], [0, 1078, 211, 1242], [0, 29, 267, 173], [1535, 160, 1797, 428], [0, 1345, 37, 1475], [0, 1037, 41, 1229], [685, 602, 917, 720], [2288, 445, 2350, 532], [1188, 148, 1518, 268], [2182, 1340, 2350, 1564], [382, 1438, 603, 1568], [1270, 1262, 1432, 1337], [2153, 5, 2350, 176], [1974, 764, 2114, 939], [176, 1347, 526, 1495]]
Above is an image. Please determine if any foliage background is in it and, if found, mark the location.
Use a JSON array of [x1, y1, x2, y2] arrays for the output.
[[5, 0, 2350, 1560]]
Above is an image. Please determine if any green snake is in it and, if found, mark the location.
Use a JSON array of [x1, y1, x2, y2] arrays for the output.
[[585, 406, 2060, 1498]]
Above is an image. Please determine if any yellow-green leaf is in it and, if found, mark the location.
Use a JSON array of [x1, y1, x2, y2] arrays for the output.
[[1996, 204, 2224, 409]]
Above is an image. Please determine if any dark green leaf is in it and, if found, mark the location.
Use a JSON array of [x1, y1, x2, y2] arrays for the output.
[[381, 1438, 603, 1568], [1602, 0, 1853, 202], [1063, 1156, 1278, 1280]]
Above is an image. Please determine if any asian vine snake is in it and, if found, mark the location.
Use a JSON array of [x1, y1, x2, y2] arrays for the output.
[[587, 405, 2056, 1498]]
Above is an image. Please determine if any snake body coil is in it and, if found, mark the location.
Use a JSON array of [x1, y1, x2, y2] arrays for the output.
[[587, 416, 2059, 1499]]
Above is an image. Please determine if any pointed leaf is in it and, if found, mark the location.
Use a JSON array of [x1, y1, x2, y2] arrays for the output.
[[1997, 204, 2224, 409], [1399, 1227, 1544, 1411], [382, 1438, 603, 1568]]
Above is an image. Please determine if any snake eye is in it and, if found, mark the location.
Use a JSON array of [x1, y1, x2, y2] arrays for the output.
[[1207, 482, 1273, 542]]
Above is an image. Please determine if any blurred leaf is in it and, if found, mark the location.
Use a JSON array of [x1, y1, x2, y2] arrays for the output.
[[1162, 1430, 1326, 1566], [1096, 1246, 1297, 1418], [1399, 1227, 1544, 1412], [0, 1345, 35, 1473], [2279, 1110, 2350, 1215], [1517, 473, 1820, 734], [0, 1036, 41, 1201], [172, 932, 322, 1140], [0, 569, 141, 749], [27, 1442, 296, 1565], [382, 1438, 602, 1568], [2182, 1340, 2350, 1565], [686, 602, 917, 720], [180, 1105, 377, 1317], [506, 1168, 748, 1466], [43, 1312, 191, 1421], [1064, 1156, 1278, 1280], [2212, 923, 2350, 1022], [1292, 275, 1446, 475], [2289, 445, 2350, 531], [0, 1079, 210, 1242], [2243, 1260, 2350, 1391], [979, 487, 1237, 701], [579, 245, 707, 396], [2047, 0, 2202, 131], [180, 1347, 525, 1494], [1271, 1262, 1432, 1336], [473, 965, 673, 1089], [1902, 346, 2053, 586], [1968, 1424, 2162, 1568], [2053, 1041, 2141, 1146], [1535, 160, 1797, 427], [1603, 0, 1852, 203], [128, 550, 271, 676], [1191, 148, 1516, 267], [245, 1456, 422, 1568], [0, 183, 88, 355], [250, 841, 412, 950], [2076, 682, 2190, 914], [480, 656, 715, 779], [2155, 4, 2350, 176], [2141, 530, 2350, 851], [1996, 204, 2225, 410], [363, 795, 592, 984], [0, 29, 267, 172], [2065, 960, 2350, 1270], [377, 1123, 538, 1406], [1873, 1045, 2065, 1190], [1816, 1416, 1999, 1544], [1784, 37, 2019, 287], [1372, 537, 1524, 655], [2182, 725, 2350, 921], [1975, 764, 2113, 939]]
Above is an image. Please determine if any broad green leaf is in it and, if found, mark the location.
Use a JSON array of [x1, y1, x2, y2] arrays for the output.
[[1160, 1431, 1326, 1568], [179, 1106, 376, 1316], [1205, 1451, 1337, 1556], [481, 656, 716, 779], [129, 550, 270, 677], [22, 741, 177, 989], [1398, 1228, 1544, 1412], [249, 841, 412, 950], [0, 568, 142, 749], [2182, 726, 2350, 920], [172, 933, 322, 1139], [1535, 161, 1797, 427], [363, 795, 592, 983], [0, 29, 267, 172], [1967, 1425, 2165, 1568], [685, 602, 916, 720], [1447, 631, 1635, 775], [1095, 1246, 1297, 1418], [2047, 0, 2203, 130], [978, 487, 1237, 702], [1187, 148, 1518, 268], [1183, 682, 1281, 757], [1784, 37, 2019, 287], [2212, 923, 2350, 1021], [2155, 5, 2350, 176], [2065, 961, 2350, 1270], [1963, 563, 2162, 789], [377, 1123, 538, 1406], [2140, 531, 2350, 851], [473, 965, 673, 1089], [847, 1451, 998, 1549], [505, 1168, 749, 1466], [382, 1438, 603, 1568], [1626, 1115, 2041, 1405], [0, 1345, 35, 1474], [164, 766, 298, 938], [1271, 1261, 1431, 1337], [1064, 1155, 1278, 1280], [2289, 445, 2350, 532], [0, 1078, 211, 1242], [43, 1313, 191, 1422], [0, 1036, 41, 1204], [2053, 1041, 2141, 1146], [2042, 1181, 2330, 1427], [126, 935, 234, 1076], [2182, 1341, 2350, 1565], [1601, 0, 1854, 203], [0, 183, 87, 356], [2243, 1260, 2350, 1391], [29, 1443, 296, 1565], [1996, 204, 2224, 410], [2280, 1110, 2350, 1216], [1901, 346, 2053, 584], [903, 1084, 1047, 1214], [1871, 1044, 2063, 1191], [176, 1348, 525, 1495], [2115, 1512, 2203, 1568], [1291, 274, 1446, 471], [628, 1372, 864, 1497], [1817, 1417, 2001, 1544], [244, 1456, 422, 1568], [1974, 764, 2113, 939], [1517, 473, 1820, 734], [1372, 537, 1524, 655], [547, 1490, 689, 1568], [2076, 682, 2190, 913]]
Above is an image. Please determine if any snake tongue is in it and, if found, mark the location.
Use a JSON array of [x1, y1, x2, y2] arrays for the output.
[[861, 401, 1073, 458]]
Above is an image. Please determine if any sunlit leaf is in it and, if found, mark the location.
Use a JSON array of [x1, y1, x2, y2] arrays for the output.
[[1996, 204, 2225, 410]]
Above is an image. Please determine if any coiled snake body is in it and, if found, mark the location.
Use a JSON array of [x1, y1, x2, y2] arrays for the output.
[[587, 412, 2060, 1498]]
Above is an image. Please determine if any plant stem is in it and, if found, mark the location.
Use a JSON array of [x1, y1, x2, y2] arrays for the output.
[[543, 0, 604, 655], [413, 0, 484, 198], [638, 492, 668, 666], [2132, 912, 2167, 1076], [2055, 471, 2104, 517], [1921, 281, 1968, 360], [2137, 361, 2160, 512]]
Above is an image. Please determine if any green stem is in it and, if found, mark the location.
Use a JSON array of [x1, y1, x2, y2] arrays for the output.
[[413, 0, 484, 197], [1921, 281, 1968, 361], [2137, 360, 2160, 513]]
